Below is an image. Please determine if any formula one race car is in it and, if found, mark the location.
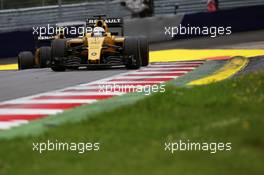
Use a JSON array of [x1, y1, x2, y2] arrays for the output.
[[49, 15, 149, 71]]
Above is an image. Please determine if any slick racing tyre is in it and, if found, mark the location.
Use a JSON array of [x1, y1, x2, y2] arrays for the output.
[[18, 51, 34, 70], [39, 46, 51, 68], [51, 39, 67, 72], [124, 37, 141, 69], [51, 39, 67, 58], [138, 36, 149, 67]]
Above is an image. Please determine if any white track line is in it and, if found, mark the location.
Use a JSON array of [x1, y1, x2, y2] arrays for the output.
[[124, 71, 188, 74], [44, 92, 124, 96], [148, 64, 200, 67], [0, 109, 63, 115], [2, 99, 97, 105], [63, 86, 158, 90], [105, 78, 165, 85], [151, 61, 204, 64], [0, 120, 29, 130], [109, 76, 178, 79], [141, 67, 195, 70], [63, 86, 102, 90], [91, 81, 164, 85]]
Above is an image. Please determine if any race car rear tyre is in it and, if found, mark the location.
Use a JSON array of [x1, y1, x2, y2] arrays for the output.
[[138, 37, 149, 66], [39, 46, 51, 68], [124, 38, 141, 69], [18, 51, 34, 70], [51, 39, 67, 72]]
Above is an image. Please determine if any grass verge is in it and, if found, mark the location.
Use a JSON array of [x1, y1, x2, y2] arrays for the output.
[[0, 72, 264, 175]]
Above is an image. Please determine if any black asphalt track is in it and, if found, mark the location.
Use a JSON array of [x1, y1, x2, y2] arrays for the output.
[[0, 30, 264, 102]]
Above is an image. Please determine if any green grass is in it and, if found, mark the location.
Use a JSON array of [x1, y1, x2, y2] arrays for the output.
[[0, 72, 264, 175]]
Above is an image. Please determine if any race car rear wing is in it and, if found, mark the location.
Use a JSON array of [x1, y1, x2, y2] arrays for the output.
[[86, 17, 124, 36]]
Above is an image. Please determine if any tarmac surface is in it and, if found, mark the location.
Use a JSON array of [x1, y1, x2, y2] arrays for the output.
[[237, 56, 264, 75], [0, 30, 264, 102]]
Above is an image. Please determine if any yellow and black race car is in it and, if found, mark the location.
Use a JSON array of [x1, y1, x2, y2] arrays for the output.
[[49, 15, 149, 71]]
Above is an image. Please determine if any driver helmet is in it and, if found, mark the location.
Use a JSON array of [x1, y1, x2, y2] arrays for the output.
[[93, 27, 105, 37]]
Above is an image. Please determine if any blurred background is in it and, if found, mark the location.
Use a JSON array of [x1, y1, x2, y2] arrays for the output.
[[1, 0, 264, 58], [1, 0, 264, 32], [1, 0, 264, 12]]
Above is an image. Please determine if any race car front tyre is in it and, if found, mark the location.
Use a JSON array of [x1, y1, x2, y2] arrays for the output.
[[124, 38, 141, 69], [51, 39, 67, 58], [50, 39, 67, 72], [39, 46, 51, 68], [18, 51, 34, 70], [138, 36, 149, 66]]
